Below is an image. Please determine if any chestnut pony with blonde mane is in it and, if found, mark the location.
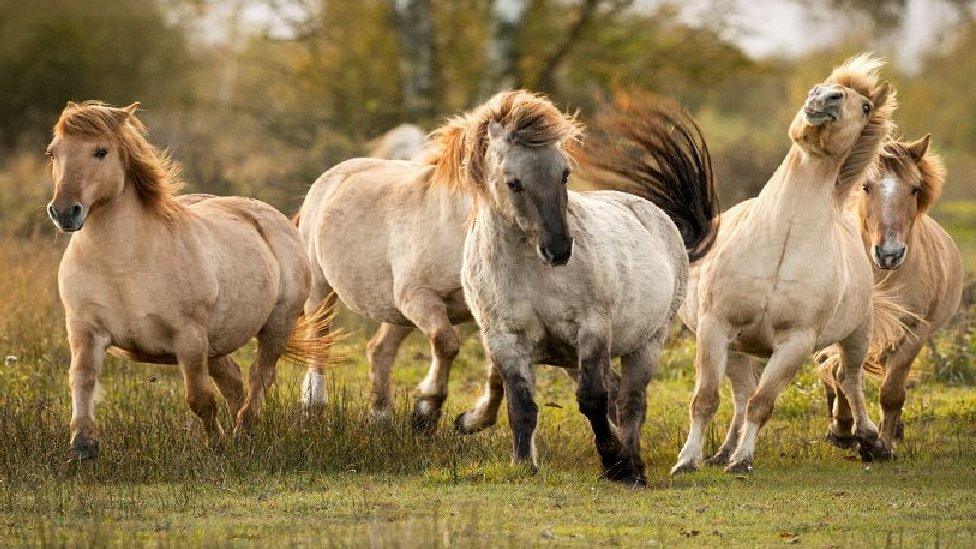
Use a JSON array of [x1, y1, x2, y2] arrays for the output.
[[674, 54, 904, 474], [818, 136, 962, 447], [48, 101, 332, 458]]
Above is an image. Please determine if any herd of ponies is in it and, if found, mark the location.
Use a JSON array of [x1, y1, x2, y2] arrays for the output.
[[43, 53, 962, 486]]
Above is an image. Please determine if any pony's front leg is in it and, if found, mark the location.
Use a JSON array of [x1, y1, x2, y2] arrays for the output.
[[706, 352, 757, 466], [66, 324, 110, 460], [486, 332, 539, 471], [577, 329, 635, 483], [815, 346, 858, 449], [615, 332, 666, 486], [672, 318, 729, 474], [454, 358, 505, 434], [366, 323, 413, 421], [175, 330, 224, 445], [837, 325, 892, 461], [726, 329, 815, 474]]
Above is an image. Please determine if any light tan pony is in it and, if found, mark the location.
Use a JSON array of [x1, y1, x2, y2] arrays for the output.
[[818, 135, 963, 447], [673, 54, 901, 474], [47, 101, 332, 459], [296, 114, 474, 431]]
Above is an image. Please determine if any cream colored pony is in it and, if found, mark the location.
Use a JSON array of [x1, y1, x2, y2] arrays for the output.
[[47, 101, 331, 459], [296, 124, 470, 431], [673, 55, 900, 474], [818, 136, 963, 447]]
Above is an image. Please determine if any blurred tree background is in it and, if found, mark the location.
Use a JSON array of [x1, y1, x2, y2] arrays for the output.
[[1, 0, 975, 238]]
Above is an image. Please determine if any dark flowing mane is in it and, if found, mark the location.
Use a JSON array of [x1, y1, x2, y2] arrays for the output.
[[54, 100, 184, 220], [579, 93, 720, 262], [421, 90, 582, 198], [878, 137, 946, 214]]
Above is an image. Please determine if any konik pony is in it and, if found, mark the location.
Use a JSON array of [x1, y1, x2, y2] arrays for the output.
[[296, 122, 470, 431], [47, 101, 332, 458], [457, 91, 719, 484], [819, 136, 963, 447], [673, 54, 902, 474]]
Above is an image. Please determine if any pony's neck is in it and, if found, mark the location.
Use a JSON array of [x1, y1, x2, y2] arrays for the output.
[[471, 203, 535, 257], [73, 180, 162, 251], [757, 145, 847, 224]]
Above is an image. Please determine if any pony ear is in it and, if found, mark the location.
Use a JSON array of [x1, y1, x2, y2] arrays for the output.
[[121, 102, 141, 117], [871, 81, 891, 109], [487, 121, 510, 146], [65, 101, 78, 110], [905, 134, 931, 161]]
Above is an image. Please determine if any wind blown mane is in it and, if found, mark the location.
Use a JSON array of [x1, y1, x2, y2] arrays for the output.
[[422, 90, 582, 198], [824, 53, 898, 190], [878, 138, 946, 214], [54, 101, 184, 219], [580, 93, 720, 261]]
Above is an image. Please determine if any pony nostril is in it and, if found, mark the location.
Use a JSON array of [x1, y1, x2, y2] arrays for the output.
[[70, 203, 83, 219], [47, 203, 57, 220]]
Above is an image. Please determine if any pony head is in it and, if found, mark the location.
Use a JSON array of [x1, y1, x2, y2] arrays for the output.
[[426, 90, 582, 266], [789, 54, 896, 190], [46, 100, 182, 232], [859, 135, 945, 269]]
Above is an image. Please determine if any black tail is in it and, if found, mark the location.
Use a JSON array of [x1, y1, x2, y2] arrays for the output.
[[581, 93, 719, 262]]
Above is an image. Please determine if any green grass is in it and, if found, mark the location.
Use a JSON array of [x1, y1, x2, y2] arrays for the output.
[[1, 202, 976, 546]]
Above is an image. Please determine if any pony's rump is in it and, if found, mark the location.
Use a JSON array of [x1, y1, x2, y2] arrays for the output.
[[581, 93, 719, 261]]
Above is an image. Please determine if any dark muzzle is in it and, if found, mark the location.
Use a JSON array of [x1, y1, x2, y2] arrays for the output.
[[48, 201, 86, 232]]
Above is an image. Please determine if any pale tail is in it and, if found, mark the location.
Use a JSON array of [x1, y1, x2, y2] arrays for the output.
[[280, 299, 341, 368]]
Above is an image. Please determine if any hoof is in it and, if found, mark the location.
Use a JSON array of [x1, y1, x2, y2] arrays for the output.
[[368, 407, 393, 425], [724, 459, 753, 474], [602, 455, 647, 487], [410, 406, 442, 435], [705, 447, 733, 466], [670, 461, 699, 475], [858, 435, 894, 462], [825, 432, 859, 450], [453, 411, 482, 435], [70, 436, 100, 461]]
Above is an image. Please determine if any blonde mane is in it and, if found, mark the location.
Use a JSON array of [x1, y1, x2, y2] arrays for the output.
[[825, 53, 898, 190], [422, 90, 583, 198], [878, 138, 946, 214], [54, 101, 184, 219]]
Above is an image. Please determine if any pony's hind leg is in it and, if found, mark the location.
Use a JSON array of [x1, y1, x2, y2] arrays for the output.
[[816, 348, 858, 449], [706, 352, 757, 466], [837, 325, 892, 461], [66, 325, 110, 460], [236, 316, 291, 433], [878, 330, 925, 445], [209, 355, 245, 419], [725, 329, 816, 474], [455, 358, 505, 434], [176, 331, 224, 445], [396, 289, 460, 433], [672, 318, 729, 474], [577, 328, 635, 484], [366, 322, 413, 420], [300, 288, 336, 412], [616, 331, 666, 486]]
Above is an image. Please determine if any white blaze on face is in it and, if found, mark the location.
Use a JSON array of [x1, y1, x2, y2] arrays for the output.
[[879, 173, 898, 222]]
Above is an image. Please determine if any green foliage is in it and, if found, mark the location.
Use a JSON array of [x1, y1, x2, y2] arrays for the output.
[[0, 0, 192, 148]]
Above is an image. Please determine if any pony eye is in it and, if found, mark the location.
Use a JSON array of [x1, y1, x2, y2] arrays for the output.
[[862, 184, 871, 193], [910, 187, 919, 196], [93, 147, 108, 159], [507, 178, 523, 192], [862, 103, 871, 114], [562, 169, 570, 185]]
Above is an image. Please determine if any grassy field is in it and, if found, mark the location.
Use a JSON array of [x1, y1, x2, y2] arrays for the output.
[[1, 204, 975, 547]]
